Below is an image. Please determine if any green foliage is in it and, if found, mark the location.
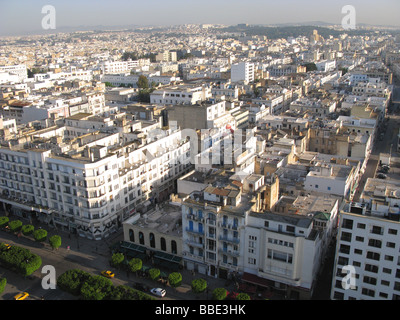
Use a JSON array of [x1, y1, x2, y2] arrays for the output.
[[111, 253, 125, 268], [104, 82, 114, 87], [0, 277, 6, 294], [57, 269, 92, 296], [21, 224, 34, 236], [0, 216, 9, 228], [49, 235, 62, 250], [148, 268, 160, 281], [121, 51, 139, 61], [107, 285, 155, 300], [57, 269, 155, 300], [191, 278, 207, 294], [236, 293, 251, 300], [0, 244, 42, 276], [168, 272, 182, 288], [212, 287, 227, 300], [137, 75, 149, 89], [80, 275, 113, 300], [8, 220, 22, 232], [303, 63, 317, 72], [128, 258, 142, 273], [33, 229, 47, 242]]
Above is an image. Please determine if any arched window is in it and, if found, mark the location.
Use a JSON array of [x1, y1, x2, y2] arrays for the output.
[[160, 237, 166, 251], [171, 240, 177, 254], [129, 229, 135, 242], [149, 233, 155, 248], [139, 232, 144, 245]]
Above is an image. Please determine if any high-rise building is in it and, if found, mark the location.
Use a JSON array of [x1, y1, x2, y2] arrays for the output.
[[231, 62, 255, 84], [331, 178, 400, 300]]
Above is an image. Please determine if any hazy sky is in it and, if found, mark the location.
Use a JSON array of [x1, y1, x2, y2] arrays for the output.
[[0, 0, 398, 36]]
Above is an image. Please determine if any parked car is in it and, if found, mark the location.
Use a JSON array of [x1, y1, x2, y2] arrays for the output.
[[101, 270, 115, 278], [14, 292, 29, 300], [150, 288, 166, 298]]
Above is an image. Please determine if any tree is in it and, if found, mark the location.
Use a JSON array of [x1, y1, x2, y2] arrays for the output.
[[8, 220, 22, 233], [57, 269, 91, 296], [149, 268, 160, 281], [49, 235, 62, 250], [33, 229, 47, 243], [137, 75, 149, 89], [0, 277, 6, 294], [111, 253, 125, 269], [236, 293, 251, 300], [168, 272, 182, 288], [128, 258, 142, 275], [191, 278, 207, 294], [80, 275, 113, 300], [303, 63, 317, 72], [21, 224, 34, 236], [0, 216, 9, 228], [212, 287, 227, 300], [0, 245, 42, 276]]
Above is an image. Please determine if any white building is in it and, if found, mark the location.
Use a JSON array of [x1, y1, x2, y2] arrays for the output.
[[0, 117, 192, 240], [331, 178, 400, 300], [0, 65, 27, 82], [231, 62, 255, 84], [150, 85, 211, 105]]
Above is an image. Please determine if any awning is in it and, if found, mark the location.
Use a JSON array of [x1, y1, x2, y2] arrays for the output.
[[120, 241, 146, 253], [241, 272, 274, 288], [154, 251, 181, 264]]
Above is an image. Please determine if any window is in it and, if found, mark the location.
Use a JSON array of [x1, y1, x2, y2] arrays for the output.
[[160, 237, 166, 251], [370, 225, 383, 235], [357, 223, 366, 229], [365, 264, 378, 273], [342, 218, 353, 230], [387, 242, 396, 249], [341, 232, 352, 242], [363, 276, 377, 285], [362, 288, 375, 297], [339, 244, 350, 254], [149, 233, 155, 248], [129, 229, 135, 242], [388, 229, 398, 235], [366, 251, 380, 261], [286, 225, 295, 233], [139, 232, 144, 245], [368, 239, 382, 248], [171, 240, 177, 254]]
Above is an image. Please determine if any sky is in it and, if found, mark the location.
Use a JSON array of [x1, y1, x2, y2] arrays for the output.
[[0, 0, 398, 36]]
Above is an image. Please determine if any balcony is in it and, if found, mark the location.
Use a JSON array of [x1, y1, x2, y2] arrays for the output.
[[185, 239, 204, 248], [185, 227, 204, 235], [219, 235, 240, 244], [219, 248, 240, 257]]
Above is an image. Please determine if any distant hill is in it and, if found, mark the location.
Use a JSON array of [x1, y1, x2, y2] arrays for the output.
[[219, 25, 374, 39]]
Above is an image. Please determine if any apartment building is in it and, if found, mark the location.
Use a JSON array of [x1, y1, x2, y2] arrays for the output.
[[331, 178, 400, 300], [0, 116, 192, 240], [150, 84, 212, 105], [0, 65, 27, 82], [231, 62, 255, 84]]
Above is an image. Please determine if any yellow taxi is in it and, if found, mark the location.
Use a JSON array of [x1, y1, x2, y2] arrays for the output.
[[14, 292, 29, 300], [101, 270, 115, 278]]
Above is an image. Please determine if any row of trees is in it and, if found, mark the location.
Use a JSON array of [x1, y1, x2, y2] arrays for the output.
[[110, 253, 250, 300], [0, 216, 62, 250], [57, 269, 155, 300], [0, 242, 42, 277]]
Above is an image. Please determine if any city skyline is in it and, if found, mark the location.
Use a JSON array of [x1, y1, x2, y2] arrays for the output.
[[0, 0, 399, 37]]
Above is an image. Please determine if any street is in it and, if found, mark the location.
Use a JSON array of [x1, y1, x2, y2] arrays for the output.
[[0, 226, 232, 301]]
